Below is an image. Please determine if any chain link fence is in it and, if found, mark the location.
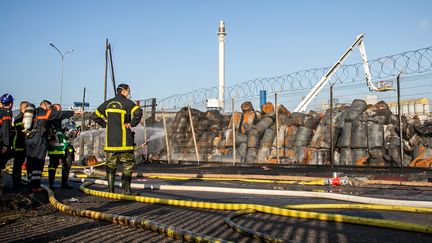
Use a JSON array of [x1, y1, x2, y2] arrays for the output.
[[158, 45, 432, 111]]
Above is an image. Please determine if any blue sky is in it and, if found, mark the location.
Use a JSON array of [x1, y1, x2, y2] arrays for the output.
[[0, 0, 431, 109]]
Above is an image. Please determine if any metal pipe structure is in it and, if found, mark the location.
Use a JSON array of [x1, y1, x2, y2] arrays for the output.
[[162, 109, 171, 164], [49, 42, 74, 105], [188, 105, 200, 164], [218, 21, 226, 112], [397, 72, 404, 170], [275, 93, 280, 163], [330, 84, 334, 167], [232, 98, 236, 165], [104, 39, 109, 101], [108, 43, 117, 94]]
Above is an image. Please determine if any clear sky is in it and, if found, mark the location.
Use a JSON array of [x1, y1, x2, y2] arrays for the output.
[[0, 0, 431, 109]]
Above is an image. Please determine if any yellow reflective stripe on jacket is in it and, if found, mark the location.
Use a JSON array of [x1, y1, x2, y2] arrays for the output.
[[95, 109, 105, 118], [105, 108, 127, 116], [48, 150, 66, 155], [12, 122, 23, 127], [131, 105, 139, 115], [105, 124, 108, 148], [104, 146, 134, 151], [12, 131, 24, 150], [121, 111, 126, 147], [104, 108, 128, 150]]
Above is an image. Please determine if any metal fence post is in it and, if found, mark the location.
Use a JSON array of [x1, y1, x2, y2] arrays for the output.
[[232, 98, 236, 165], [143, 101, 148, 161], [188, 105, 200, 164], [330, 84, 334, 167], [162, 109, 171, 164], [275, 93, 280, 164], [397, 72, 404, 170]]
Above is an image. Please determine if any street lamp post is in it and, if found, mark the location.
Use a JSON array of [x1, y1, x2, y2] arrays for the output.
[[49, 42, 74, 105]]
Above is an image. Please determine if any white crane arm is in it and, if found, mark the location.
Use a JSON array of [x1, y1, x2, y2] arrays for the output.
[[294, 34, 377, 112]]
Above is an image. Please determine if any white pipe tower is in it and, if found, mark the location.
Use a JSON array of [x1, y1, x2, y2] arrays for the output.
[[217, 20, 226, 111]]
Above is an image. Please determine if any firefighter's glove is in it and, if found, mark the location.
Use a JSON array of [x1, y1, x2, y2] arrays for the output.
[[1, 146, 9, 154]]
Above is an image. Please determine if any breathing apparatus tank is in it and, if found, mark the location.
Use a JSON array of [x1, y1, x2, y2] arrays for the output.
[[23, 103, 35, 132], [61, 118, 78, 139]]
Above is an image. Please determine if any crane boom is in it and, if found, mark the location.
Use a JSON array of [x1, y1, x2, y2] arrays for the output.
[[294, 34, 377, 113]]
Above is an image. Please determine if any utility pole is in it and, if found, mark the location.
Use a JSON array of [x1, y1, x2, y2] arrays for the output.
[[49, 42, 74, 105]]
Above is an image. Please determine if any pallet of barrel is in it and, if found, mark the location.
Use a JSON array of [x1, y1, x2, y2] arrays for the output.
[[309, 109, 343, 165], [224, 112, 242, 148], [258, 125, 276, 163], [170, 108, 188, 160], [246, 116, 273, 163], [271, 125, 286, 160], [364, 101, 391, 166], [291, 112, 316, 164], [408, 120, 432, 167], [337, 99, 368, 166], [256, 102, 276, 162], [270, 104, 291, 162], [224, 112, 247, 162], [244, 102, 274, 163], [283, 122, 298, 164]]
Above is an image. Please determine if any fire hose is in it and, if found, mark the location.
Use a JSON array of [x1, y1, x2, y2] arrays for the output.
[[71, 177, 432, 208], [70, 178, 432, 241], [40, 183, 228, 243]]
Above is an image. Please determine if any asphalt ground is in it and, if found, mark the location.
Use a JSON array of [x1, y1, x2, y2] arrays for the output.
[[1, 163, 432, 242]]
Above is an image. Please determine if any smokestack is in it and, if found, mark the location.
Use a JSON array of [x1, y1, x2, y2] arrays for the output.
[[218, 20, 226, 111]]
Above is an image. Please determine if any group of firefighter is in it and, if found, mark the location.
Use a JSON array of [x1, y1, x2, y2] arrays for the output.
[[0, 83, 143, 195]]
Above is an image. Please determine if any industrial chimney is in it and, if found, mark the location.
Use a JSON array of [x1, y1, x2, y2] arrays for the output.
[[217, 20, 226, 111]]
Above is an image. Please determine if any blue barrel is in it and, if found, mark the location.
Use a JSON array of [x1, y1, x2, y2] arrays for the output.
[[260, 90, 267, 110]]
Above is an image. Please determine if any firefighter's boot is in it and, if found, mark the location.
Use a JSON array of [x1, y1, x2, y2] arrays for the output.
[[48, 169, 56, 190], [107, 170, 116, 193], [121, 174, 132, 195], [61, 167, 73, 189]]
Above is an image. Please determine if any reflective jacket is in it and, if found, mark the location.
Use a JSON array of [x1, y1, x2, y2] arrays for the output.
[[0, 108, 12, 147], [47, 118, 74, 156], [91, 95, 143, 152], [26, 107, 74, 160], [12, 112, 26, 152]]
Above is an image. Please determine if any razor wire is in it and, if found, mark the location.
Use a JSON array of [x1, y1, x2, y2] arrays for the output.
[[158, 45, 432, 110]]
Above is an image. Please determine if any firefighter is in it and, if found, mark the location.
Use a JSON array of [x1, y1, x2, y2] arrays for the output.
[[91, 83, 143, 195], [47, 104, 75, 190], [26, 100, 74, 193], [0, 93, 14, 193], [11, 101, 29, 188]]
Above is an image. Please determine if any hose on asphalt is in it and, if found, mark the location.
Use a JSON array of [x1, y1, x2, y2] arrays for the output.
[[40, 183, 230, 243], [79, 180, 432, 237]]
